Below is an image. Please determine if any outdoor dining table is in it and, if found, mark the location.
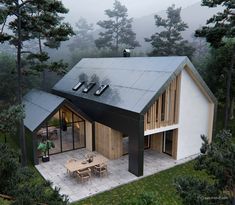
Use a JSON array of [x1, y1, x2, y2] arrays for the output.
[[65, 155, 108, 173]]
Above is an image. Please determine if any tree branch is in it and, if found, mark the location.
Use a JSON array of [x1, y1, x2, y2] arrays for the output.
[[19, 0, 34, 8], [21, 50, 33, 54], [1, 16, 7, 34]]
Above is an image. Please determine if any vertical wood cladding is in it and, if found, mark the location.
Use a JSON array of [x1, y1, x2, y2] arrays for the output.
[[144, 73, 181, 131], [95, 122, 123, 160]]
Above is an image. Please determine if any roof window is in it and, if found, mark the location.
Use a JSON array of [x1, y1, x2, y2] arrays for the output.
[[72, 81, 84, 91], [82, 82, 96, 93], [94, 85, 109, 96]]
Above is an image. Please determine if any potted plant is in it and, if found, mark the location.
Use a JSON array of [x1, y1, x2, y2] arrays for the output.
[[37, 140, 55, 162]]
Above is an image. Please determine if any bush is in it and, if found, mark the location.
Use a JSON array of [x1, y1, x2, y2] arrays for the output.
[[175, 130, 235, 205], [121, 191, 158, 205], [0, 143, 69, 205]]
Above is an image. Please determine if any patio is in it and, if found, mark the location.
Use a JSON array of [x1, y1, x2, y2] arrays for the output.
[[35, 149, 197, 203]]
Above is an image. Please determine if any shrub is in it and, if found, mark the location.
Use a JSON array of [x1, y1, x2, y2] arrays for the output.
[[0, 143, 69, 205]]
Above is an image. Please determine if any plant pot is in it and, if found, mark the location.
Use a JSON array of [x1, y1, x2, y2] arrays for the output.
[[42, 155, 50, 162]]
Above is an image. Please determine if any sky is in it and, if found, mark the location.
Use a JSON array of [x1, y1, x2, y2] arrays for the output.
[[61, 0, 200, 26]]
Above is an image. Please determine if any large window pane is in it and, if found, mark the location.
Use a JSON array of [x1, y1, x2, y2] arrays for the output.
[[60, 107, 73, 123], [74, 121, 85, 149], [47, 111, 60, 127], [36, 126, 47, 158], [36, 124, 61, 155], [61, 123, 73, 151], [74, 113, 83, 122], [48, 125, 61, 155]]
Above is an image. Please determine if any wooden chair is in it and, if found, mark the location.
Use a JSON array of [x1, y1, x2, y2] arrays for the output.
[[66, 158, 77, 176], [76, 168, 91, 183], [94, 163, 108, 177]]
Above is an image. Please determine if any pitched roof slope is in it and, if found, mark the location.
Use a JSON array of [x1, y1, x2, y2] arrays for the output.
[[23, 89, 65, 132], [53, 56, 216, 114]]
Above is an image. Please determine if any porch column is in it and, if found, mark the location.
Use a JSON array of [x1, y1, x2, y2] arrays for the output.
[[92, 122, 96, 151], [128, 117, 144, 177]]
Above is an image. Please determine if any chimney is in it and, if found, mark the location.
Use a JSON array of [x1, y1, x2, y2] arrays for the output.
[[123, 49, 131, 57]]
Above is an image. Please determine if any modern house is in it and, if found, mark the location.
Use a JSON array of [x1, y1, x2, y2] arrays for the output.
[[23, 56, 216, 177]]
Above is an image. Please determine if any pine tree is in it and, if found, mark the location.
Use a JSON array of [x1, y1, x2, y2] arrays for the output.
[[145, 5, 195, 58], [95, 0, 140, 54], [69, 18, 94, 52], [195, 0, 235, 129], [175, 130, 235, 205], [0, 0, 74, 165]]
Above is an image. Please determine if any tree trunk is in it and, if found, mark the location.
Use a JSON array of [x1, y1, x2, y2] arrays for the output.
[[224, 45, 235, 129], [17, 1, 27, 166], [232, 187, 235, 205], [115, 16, 119, 55], [229, 97, 234, 120], [38, 34, 46, 90]]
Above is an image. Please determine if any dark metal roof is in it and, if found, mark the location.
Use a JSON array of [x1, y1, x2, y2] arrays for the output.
[[53, 56, 217, 114], [23, 89, 65, 132]]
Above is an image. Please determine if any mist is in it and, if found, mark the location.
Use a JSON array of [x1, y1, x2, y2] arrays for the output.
[[61, 0, 200, 27]]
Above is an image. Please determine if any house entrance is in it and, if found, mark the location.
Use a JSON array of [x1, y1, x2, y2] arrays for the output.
[[162, 130, 173, 156], [144, 135, 151, 149]]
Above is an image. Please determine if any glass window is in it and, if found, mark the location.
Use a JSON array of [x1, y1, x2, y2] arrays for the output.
[[94, 84, 109, 96], [73, 113, 83, 122], [156, 100, 159, 122], [37, 105, 87, 159], [47, 111, 60, 127], [83, 82, 96, 93], [60, 107, 73, 123], [72, 81, 84, 91], [61, 122, 73, 152], [161, 91, 166, 121], [147, 110, 151, 123], [74, 121, 85, 149], [122, 135, 129, 155], [47, 125, 61, 155]]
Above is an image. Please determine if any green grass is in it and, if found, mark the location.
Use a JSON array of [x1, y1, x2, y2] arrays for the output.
[[0, 198, 11, 205], [73, 161, 210, 205]]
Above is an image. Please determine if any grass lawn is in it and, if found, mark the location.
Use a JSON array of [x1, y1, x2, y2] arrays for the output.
[[0, 198, 11, 205], [73, 161, 210, 205]]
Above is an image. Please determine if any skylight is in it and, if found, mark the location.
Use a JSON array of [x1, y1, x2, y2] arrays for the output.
[[94, 85, 109, 96], [82, 82, 96, 93], [72, 81, 84, 91]]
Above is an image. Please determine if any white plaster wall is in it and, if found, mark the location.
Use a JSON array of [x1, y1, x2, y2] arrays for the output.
[[177, 69, 211, 160]]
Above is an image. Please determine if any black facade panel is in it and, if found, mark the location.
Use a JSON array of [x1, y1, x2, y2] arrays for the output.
[[53, 91, 140, 135], [128, 115, 144, 176]]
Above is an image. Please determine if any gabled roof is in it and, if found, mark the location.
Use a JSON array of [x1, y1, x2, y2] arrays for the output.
[[53, 56, 216, 114], [23, 89, 93, 133], [23, 89, 65, 132]]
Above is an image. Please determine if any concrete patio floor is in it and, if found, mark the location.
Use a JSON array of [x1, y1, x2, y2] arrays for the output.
[[35, 149, 197, 203]]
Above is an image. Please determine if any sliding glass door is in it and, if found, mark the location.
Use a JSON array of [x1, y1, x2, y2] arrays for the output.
[[163, 130, 173, 156], [36, 106, 86, 158]]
